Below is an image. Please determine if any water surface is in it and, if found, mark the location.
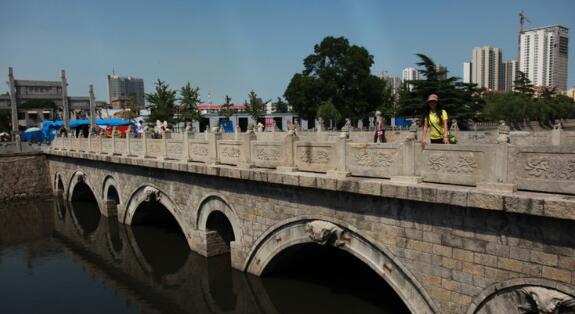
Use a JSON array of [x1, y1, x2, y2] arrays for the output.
[[0, 198, 409, 313]]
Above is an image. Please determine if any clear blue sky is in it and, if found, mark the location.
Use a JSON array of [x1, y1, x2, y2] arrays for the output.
[[1, 0, 574, 104]]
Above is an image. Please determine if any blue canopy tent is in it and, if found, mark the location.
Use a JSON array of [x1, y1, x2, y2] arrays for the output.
[[42, 119, 135, 142]]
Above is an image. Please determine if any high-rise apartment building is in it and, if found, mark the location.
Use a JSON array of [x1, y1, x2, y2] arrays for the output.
[[402, 67, 419, 81], [463, 62, 472, 84], [519, 25, 569, 90], [402, 68, 419, 91], [470, 46, 504, 91], [504, 60, 518, 92], [435, 64, 448, 80], [107, 75, 145, 109], [381, 73, 403, 96]]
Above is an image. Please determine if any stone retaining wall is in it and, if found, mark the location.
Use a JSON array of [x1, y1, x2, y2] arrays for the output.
[[0, 152, 51, 201]]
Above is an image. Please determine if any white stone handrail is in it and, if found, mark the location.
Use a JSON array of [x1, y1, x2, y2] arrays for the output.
[[51, 131, 575, 195]]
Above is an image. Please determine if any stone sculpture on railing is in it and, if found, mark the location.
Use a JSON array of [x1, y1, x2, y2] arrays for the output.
[[497, 120, 511, 144]]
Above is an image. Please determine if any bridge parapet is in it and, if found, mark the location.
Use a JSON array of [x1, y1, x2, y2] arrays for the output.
[[51, 130, 575, 197]]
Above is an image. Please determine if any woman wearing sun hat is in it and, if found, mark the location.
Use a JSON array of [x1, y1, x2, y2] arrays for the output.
[[421, 94, 449, 148]]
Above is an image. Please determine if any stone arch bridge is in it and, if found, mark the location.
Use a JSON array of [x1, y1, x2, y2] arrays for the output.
[[46, 134, 575, 314]]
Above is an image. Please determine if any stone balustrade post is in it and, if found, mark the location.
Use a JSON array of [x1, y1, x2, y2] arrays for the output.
[[234, 123, 239, 141], [277, 126, 298, 172], [68, 133, 72, 151], [239, 129, 256, 168], [552, 120, 562, 146], [142, 131, 148, 158], [183, 125, 191, 162], [111, 127, 117, 155], [87, 131, 92, 153], [327, 131, 350, 178], [125, 126, 132, 157], [207, 127, 221, 165], [98, 134, 103, 154], [390, 122, 423, 184], [160, 133, 167, 161], [477, 120, 516, 193]]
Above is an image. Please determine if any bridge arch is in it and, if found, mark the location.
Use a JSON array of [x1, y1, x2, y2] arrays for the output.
[[123, 184, 189, 237], [196, 194, 243, 255], [102, 176, 122, 216], [466, 278, 575, 314], [67, 171, 102, 211], [102, 176, 122, 205], [243, 215, 438, 314]]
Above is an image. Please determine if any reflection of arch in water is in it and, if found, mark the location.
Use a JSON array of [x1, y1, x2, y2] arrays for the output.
[[466, 278, 575, 314], [105, 217, 124, 263], [68, 200, 102, 241], [54, 196, 67, 222], [196, 194, 243, 256], [54, 173, 66, 197], [243, 215, 438, 314], [122, 222, 193, 287]]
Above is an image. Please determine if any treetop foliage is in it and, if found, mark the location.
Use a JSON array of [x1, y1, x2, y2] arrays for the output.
[[285, 36, 386, 122]]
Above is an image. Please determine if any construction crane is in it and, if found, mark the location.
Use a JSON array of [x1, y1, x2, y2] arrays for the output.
[[519, 11, 531, 33]]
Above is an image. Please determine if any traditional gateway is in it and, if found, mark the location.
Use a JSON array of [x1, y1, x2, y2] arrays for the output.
[[46, 126, 575, 314]]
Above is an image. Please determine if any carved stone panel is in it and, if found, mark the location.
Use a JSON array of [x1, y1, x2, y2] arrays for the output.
[[510, 147, 575, 194], [90, 139, 100, 152], [146, 140, 162, 158], [101, 139, 113, 154], [114, 139, 126, 155], [79, 139, 89, 152], [129, 139, 143, 155], [251, 142, 282, 168], [218, 142, 242, 165], [295, 143, 336, 173], [166, 141, 184, 159], [189, 141, 209, 163], [71, 138, 80, 151], [419, 148, 487, 186], [346, 143, 401, 178]]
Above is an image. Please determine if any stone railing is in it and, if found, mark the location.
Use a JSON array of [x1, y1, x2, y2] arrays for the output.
[[50, 127, 575, 195]]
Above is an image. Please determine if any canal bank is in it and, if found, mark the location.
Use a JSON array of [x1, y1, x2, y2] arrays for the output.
[[0, 151, 51, 201]]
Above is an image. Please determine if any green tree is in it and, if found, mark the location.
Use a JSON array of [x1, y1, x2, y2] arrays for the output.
[[316, 100, 342, 127], [145, 79, 177, 124], [273, 97, 289, 113], [219, 95, 235, 122], [397, 54, 481, 126], [284, 36, 385, 121], [245, 90, 267, 123], [121, 96, 140, 121], [378, 82, 398, 120], [513, 71, 534, 96], [179, 82, 202, 124]]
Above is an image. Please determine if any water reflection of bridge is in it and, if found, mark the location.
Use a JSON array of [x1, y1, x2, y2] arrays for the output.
[[52, 199, 279, 314]]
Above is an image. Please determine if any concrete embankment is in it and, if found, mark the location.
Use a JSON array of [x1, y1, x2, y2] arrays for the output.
[[0, 152, 51, 201]]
